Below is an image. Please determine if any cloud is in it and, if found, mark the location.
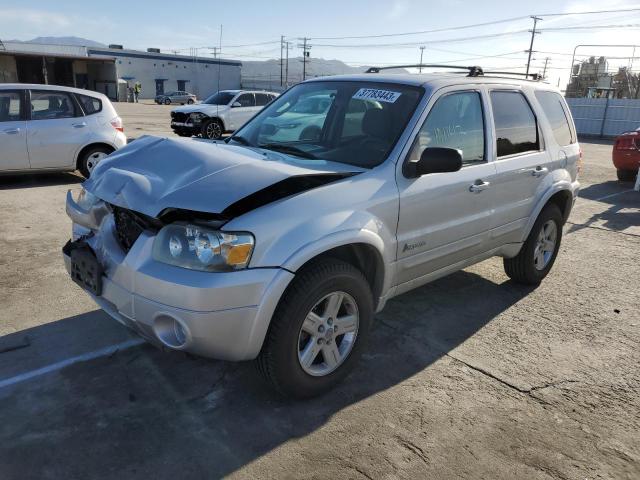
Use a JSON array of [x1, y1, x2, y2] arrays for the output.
[[0, 8, 71, 29], [389, 0, 410, 19]]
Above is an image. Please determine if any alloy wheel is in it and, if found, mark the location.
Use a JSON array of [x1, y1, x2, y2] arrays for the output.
[[206, 122, 222, 139], [297, 291, 359, 376], [534, 220, 557, 270]]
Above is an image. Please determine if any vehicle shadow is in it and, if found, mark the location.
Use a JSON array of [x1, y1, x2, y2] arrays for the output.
[[0, 270, 534, 479], [570, 182, 639, 234], [0, 172, 83, 190]]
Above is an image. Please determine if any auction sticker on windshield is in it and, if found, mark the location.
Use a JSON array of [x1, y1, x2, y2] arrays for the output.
[[352, 88, 401, 103]]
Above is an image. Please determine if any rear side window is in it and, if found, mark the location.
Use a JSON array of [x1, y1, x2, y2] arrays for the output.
[[76, 94, 102, 115], [534, 91, 574, 146], [491, 91, 539, 157], [0, 91, 22, 122], [409, 91, 485, 165], [236, 93, 256, 107], [255, 93, 271, 106], [30, 91, 78, 120]]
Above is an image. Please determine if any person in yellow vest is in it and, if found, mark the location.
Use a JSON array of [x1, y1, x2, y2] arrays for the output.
[[133, 82, 141, 103]]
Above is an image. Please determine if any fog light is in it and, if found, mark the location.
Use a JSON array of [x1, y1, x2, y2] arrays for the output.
[[153, 315, 189, 348]]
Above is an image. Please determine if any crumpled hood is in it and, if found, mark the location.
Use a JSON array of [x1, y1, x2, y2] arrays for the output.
[[84, 136, 362, 218]]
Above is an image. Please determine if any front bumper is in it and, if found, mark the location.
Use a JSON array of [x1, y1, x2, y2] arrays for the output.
[[170, 121, 200, 132], [64, 195, 294, 361]]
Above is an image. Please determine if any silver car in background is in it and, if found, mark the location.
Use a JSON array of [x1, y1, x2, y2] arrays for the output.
[[64, 72, 580, 398], [155, 91, 197, 105], [0, 84, 126, 178]]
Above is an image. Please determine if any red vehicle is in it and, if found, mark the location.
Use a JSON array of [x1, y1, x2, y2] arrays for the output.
[[613, 129, 640, 181]]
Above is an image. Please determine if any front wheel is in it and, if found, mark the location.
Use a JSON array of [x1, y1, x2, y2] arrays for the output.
[[256, 259, 373, 398], [504, 203, 563, 285], [164, 98, 171, 105], [187, 99, 194, 105], [201, 119, 223, 140]]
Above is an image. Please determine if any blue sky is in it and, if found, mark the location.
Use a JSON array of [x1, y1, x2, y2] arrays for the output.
[[2, 0, 640, 87]]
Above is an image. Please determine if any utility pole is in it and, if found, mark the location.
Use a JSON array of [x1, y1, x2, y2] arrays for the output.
[[526, 16, 542, 76], [280, 35, 284, 86], [298, 37, 310, 81], [419, 46, 425, 72], [285, 41, 291, 87], [210, 47, 219, 59], [542, 57, 550, 79]]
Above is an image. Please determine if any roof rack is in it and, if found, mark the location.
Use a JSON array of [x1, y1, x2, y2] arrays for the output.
[[365, 64, 484, 77], [481, 71, 542, 81]]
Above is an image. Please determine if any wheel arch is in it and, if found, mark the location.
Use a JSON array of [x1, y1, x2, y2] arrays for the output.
[[295, 242, 385, 309], [521, 184, 575, 242]]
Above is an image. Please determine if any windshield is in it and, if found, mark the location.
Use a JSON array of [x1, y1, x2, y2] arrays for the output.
[[203, 92, 235, 105], [231, 81, 423, 168]]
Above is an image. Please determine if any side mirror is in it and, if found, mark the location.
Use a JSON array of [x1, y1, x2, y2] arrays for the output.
[[404, 147, 463, 178], [232, 101, 242, 108]]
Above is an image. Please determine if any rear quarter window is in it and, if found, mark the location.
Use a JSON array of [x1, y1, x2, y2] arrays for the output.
[[76, 94, 103, 115], [534, 90, 575, 146]]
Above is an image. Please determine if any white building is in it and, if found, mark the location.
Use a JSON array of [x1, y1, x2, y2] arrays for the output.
[[0, 41, 241, 101]]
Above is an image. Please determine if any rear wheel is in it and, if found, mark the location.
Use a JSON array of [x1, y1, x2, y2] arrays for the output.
[[617, 168, 637, 182], [78, 146, 113, 178], [201, 118, 223, 140], [504, 203, 563, 285], [256, 259, 373, 398], [164, 98, 171, 105]]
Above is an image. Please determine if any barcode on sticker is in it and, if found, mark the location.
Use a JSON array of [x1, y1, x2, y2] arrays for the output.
[[352, 88, 401, 103]]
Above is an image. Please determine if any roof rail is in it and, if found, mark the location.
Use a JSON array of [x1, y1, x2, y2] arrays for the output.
[[365, 64, 484, 77], [482, 71, 543, 81]]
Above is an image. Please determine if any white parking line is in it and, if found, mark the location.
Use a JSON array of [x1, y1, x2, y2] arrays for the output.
[[0, 337, 145, 390], [575, 189, 634, 206]]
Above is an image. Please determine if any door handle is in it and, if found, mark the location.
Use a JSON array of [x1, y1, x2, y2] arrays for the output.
[[3, 128, 20, 134], [72, 122, 87, 128], [469, 180, 490, 193], [529, 166, 549, 177]]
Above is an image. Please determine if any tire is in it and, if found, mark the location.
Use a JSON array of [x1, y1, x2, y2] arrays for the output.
[[78, 146, 113, 178], [187, 99, 194, 105], [617, 169, 637, 182], [504, 203, 563, 285], [256, 259, 374, 398], [164, 98, 171, 105], [201, 118, 223, 140]]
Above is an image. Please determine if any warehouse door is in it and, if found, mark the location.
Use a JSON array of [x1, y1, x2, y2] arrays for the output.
[[155, 79, 165, 95]]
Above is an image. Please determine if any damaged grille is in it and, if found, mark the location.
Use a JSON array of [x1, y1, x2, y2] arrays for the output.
[[112, 206, 155, 253], [171, 112, 189, 123]]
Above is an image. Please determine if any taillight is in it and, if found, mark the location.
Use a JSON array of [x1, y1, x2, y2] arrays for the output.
[[110, 116, 124, 133], [615, 135, 638, 150]]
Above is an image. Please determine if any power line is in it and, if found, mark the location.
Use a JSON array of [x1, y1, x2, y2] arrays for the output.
[[306, 7, 640, 41]]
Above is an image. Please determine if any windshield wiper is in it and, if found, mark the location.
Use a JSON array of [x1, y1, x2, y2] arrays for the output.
[[228, 135, 252, 146], [258, 143, 317, 159]]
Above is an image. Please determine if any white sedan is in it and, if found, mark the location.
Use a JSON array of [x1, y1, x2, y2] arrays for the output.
[[0, 84, 126, 177]]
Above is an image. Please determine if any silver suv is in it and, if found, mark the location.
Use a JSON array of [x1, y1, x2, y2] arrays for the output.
[[64, 69, 580, 397]]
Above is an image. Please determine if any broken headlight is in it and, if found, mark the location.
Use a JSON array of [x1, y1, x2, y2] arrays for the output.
[[152, 224, 254, 272]]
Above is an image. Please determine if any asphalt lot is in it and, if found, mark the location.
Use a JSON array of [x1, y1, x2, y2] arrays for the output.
[[0, 102, 639, 479]]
